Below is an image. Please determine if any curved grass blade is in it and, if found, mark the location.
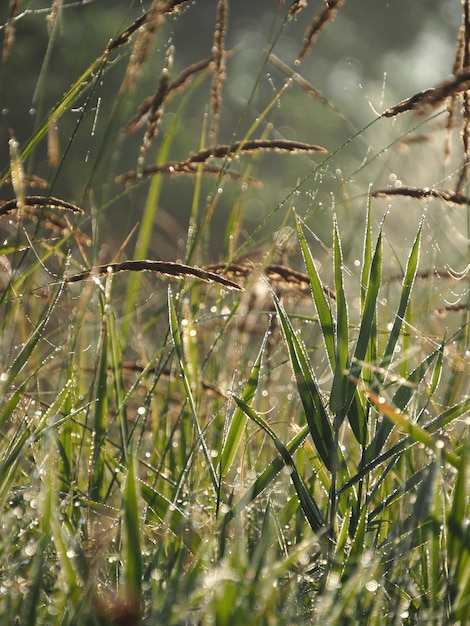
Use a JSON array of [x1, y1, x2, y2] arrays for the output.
[[227, 423, 311, 520], [452, 565, 470, 626], [232, 394, 325, 533], [271, 290, 336, 470], [50, 514, 82, 606], [359, 197, 378, 387], [0, 426, 31, 510], [361, 196, 373, 306], [89, 275, 111, 502], [0, 372, 36, 431], [0, 377, 79, 510]]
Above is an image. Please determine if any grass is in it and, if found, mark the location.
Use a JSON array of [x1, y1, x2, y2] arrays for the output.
[[0, 1, 469, 624]]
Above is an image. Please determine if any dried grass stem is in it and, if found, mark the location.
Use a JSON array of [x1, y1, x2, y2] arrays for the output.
[[372, 186, 470, 206]]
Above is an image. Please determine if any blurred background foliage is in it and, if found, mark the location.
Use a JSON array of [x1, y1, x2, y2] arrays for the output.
[[0, 0, 462, 267]]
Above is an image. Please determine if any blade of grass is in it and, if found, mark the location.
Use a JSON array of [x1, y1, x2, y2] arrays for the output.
[[361, 196, 373, 306], [379, 219, 422, 375], [232, 394, 325, 533], [106, 305, 129, 456], [364, 343, 443, 465], [0, 379, 81, 511], [227, 423, 310, 520], [360, 196, 378, 391], [89, 273, 111, 502], [330, 217, 349, 422], [1, 52, 109, 186], [272, 289, 336, 471], [123, 451, 143, 600], [345, 220, 383, 443], [349, 224, 382, 390], [359, 384, 460, 469], [140, 481, 202, 553], [341, 393, 470, 494], [168, 288, 218, 494], [220, 329, 268, 477], [21, 444, 54, 625], [0, 281, 64, 400], [295, 212, 336, 369]]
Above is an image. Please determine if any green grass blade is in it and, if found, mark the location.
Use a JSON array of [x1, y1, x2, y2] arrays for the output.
[[452, 564, 470, 626], [123, 451, 143, 600], [0, 378, 77, 510], [232, 394, 325, 532], [429, 456, 444, 618], [220, 330, 268, 476], [140, 481, 202, 553], [49, 440, 83, 605], [0, 427, 30, 509], [380, 220, 422, 373], [364, 345, 442, 464], [0, 376, 34, 429], [330, 217, 350, 420], [295, 213, 336, 368], [89, 280, 110, 502], [395, 342, 443, 413], [450, 504, 470, 625], [1, 53, 108, 186], [228, 424, 311, 519], [360, 198, 378, 389], [345, 224, 383, 443], [349, 228, 382, 385], [272, 291, 336, 471], [447, 443, 468, 565], [340, 395, 470, 499], [361, 196, 374, 306], [345, 392, 368, 448], [50, 515, 81, 604], [106, 306, 129, 456]]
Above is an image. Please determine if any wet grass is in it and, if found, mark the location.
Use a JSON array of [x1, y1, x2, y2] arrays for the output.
[[0, 1, 469, 624]]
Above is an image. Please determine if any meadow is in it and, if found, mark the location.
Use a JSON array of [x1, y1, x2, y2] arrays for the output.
[[0, 1, 469, 624]]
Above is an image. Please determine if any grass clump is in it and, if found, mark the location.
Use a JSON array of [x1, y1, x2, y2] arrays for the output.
[[0, 1, 469, 624]]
